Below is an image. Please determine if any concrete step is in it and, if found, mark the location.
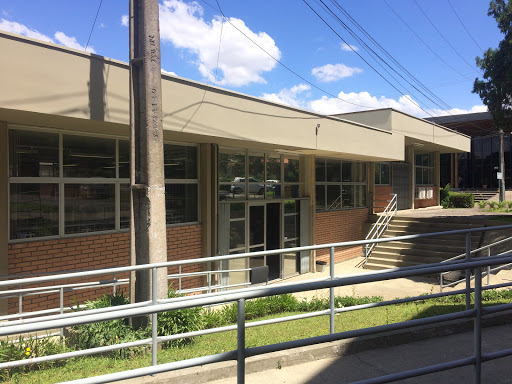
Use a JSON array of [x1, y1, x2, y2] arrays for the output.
[[380, 235, 480, 249], [372, 245, 457, 259], [369, 252, 445, 265]]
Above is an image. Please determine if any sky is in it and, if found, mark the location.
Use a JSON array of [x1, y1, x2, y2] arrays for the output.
[[0, 0, 505, 118]]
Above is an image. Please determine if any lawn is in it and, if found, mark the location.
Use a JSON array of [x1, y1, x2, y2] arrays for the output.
[[4, 290, 512, 384]]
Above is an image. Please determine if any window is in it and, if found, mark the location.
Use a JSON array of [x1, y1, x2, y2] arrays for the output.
[[218, 148, 304, 201], [316, 159, 367, 211], [375, 162, 390, 185], [8, 128, 199, 240], [415, 153, 434, 185]]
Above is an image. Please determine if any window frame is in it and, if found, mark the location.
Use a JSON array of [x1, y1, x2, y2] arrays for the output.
[[315, 158, 367, 211], [8, 126, 199, 242]]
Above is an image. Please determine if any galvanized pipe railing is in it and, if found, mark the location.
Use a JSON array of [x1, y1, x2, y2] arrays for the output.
[[1, 254, 512, 384], [440, 234, 512, 292], [365, 193, 397, 263]]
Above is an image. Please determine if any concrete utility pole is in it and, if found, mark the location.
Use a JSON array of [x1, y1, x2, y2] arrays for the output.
[[129, 0, 168, 325], [499, 129, 506, 202]]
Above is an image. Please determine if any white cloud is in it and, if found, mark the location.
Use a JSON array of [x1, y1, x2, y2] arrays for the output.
[[161, 69, 177, 76], [261, 84, 311, 109], [0, 19, 95, 53], [310, 91, 422, 116], [54, 31, 95, 53], [341, 42, 358, 52], [121, 14, 129, 27], [311, 63, 362, 83], [429, 105, 487, 117], [159, 0, 281, 87], [0, 18, 53, 42]]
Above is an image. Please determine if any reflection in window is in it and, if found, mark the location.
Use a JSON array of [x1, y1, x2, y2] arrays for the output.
[[9, 130, 59, 177], [65, 184, 115, 234], [219, 149, 245, 182], [119, 140, 130, 179], [120, 184, 130, 229], [10, 184, 59, 239], [375, 163, 390, 185], [164, 144, 197, 179], [63, 135, 116, 178], [165, 184, 198, 224], [316, 158, 367, 211]]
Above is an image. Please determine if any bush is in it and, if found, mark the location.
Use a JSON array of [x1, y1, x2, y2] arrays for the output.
[[440, 184, 451, 208], [448, 192, 474, 208], [157, 286, 205, 346], [0, 334, 68, 380], [68, 292, 148, 358]]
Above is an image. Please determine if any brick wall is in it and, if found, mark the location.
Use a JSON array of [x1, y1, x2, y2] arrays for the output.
[[414, 187, 439, 208], [7, 225, 203, 314], [374, 185, 393, 213], [315, 208, 369, 264]]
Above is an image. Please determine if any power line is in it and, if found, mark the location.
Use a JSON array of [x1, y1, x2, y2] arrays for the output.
[[383, 0, 472, 82], [197, 0, 376, 110], [327, 0, 453, 111], [414, 0, 480, 75], [305, 0, 436, 117], [85, 0, 103, 53], [447, 0, 485, 53]]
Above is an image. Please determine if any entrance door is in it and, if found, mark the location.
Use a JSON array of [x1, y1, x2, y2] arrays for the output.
[[392, 163, 411, 210], [248, 202, 282, 281], [266, 203, 281, 280]]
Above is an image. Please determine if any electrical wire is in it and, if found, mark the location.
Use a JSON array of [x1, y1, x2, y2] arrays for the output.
[[85, 0, 103, 53], [414, 0, 480, 75], [383, 0, 471, 82], [198, 0, 376, 110], [447, 0, 484, 53], [327, 0, 453, 111], [304, 0, 436, 117]]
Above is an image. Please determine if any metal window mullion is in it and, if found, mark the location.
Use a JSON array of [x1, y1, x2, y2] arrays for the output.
[[59, 133, 64, 236]]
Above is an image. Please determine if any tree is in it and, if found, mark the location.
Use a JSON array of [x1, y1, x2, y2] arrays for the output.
[[473, 0, 512, 132], [473, 0, 512, 200]]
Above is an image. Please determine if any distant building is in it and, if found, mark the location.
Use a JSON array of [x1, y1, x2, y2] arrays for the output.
[[426, 112, 512, 190]]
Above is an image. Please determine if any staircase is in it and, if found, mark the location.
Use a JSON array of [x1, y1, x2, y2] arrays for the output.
[[467, 191, 497, 202], [364, 216, 487, 270]]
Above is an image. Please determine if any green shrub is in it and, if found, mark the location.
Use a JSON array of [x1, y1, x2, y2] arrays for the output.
[[477, 201, 487, 209], [157, 287, 205, 346], [440, 184, 451, 208], [67, 292, 148, 358], [0, 334, 68, 380], [448, 192, 474, 208]]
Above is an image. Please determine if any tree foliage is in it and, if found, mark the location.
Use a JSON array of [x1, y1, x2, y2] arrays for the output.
[[473, 0, 512, 131]]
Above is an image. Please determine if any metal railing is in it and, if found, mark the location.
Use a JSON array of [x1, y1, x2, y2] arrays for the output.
[[440, 235, 512, 292], [1, 224, 512, 383], [365, 193, 397, 263]]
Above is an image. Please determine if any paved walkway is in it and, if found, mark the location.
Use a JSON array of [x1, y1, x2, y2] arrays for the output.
[[207, 323, 512, 384]]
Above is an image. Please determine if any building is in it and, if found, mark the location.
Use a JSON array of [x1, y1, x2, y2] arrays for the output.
[[427, 112, 512, 190], [0, 31, 470, 314]]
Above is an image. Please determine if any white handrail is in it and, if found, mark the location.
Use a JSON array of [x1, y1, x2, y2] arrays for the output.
[[364, 194, 397, 263]]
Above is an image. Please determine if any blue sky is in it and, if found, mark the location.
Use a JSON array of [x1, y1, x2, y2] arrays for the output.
[[0, 0, 504, 117]]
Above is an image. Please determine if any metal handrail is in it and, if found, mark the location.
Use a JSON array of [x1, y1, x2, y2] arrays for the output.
[[364, 193, 397, 263], [440, 235, 512, 291], [327, 194, 342, 210], [1, 250, 512, 383]]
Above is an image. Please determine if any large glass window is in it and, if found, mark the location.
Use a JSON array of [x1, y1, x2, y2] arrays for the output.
[[63, 135, 116, 178], [8, 128, 199, 240], [415, 153, 434, 185], [9, 130, 59, 177], [375, 162, 390, 185], [10, 184, 59, 239], [218, 148, 304, 201], [316, 158, 367, 211]]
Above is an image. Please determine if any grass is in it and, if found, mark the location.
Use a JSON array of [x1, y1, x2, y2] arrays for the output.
[[6, 291, 512, 383]]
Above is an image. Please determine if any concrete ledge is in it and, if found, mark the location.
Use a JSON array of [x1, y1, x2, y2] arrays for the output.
[[122, 310, 512, 383]]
